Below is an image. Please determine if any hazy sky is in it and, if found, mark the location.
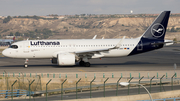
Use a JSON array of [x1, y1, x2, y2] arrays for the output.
[[0, 0, 179, 16]]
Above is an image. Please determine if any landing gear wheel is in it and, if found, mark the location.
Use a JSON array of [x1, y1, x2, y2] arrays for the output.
[[79, 61, 85, 66], [24, 64, 28, 68], [84, 62, 91, 67], [24, 58, 29, 68]]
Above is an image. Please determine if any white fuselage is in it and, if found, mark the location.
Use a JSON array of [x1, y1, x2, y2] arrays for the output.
[[3, 38, 140, 59]]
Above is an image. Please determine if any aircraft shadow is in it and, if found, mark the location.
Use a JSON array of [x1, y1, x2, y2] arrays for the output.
[[90, 61, 155, 66], [0, 61, 156, 68]]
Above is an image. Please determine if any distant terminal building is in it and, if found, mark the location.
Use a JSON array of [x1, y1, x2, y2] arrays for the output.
[[0, 16, 6, 19]]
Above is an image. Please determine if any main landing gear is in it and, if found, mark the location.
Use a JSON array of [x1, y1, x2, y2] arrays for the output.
[[79, 60, 91, 67], [79, 57, 91, 67], [24, 59, 28, 68]]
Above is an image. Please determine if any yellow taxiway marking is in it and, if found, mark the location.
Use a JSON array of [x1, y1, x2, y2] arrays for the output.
[[78, 69, 86, 72]]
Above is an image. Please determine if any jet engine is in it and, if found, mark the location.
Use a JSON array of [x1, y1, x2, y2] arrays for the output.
[[57, 53, 75, 66]]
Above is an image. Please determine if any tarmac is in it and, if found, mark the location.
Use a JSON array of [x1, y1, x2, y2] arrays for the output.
[[0, 44, 180, 101], [0, 44, 179, 74], [0, 44, 179, 84]]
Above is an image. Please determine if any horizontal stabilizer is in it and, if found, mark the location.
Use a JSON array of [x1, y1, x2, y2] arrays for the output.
[[151, 40, 174, 46]]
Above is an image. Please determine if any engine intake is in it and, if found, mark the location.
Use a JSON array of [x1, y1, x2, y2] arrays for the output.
[[57, 53, 75, 66]]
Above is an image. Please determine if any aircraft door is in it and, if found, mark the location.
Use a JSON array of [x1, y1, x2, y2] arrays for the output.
[[137, 40, 143, 51], [69, 44, 76, 52], [23, 41, 29, 53]]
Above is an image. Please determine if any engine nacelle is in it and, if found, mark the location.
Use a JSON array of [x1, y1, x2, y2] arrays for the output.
[[57, 53, 75, 66], [51, 58, 57, 64]]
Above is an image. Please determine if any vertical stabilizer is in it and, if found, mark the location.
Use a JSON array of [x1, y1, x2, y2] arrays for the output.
[[141, 11, 170, 40]]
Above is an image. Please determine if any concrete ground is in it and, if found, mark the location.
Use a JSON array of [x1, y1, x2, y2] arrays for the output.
[[0, 44, 179, 85], [0, 44, 179, 77], [0, 44, 180, 100]]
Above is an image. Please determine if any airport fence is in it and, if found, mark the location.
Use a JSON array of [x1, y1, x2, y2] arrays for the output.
[[0, 72, 180, 100], [0, 71, 178, 79]]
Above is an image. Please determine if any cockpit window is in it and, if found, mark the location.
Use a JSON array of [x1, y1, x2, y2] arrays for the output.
[[9, 45, 18, 49]]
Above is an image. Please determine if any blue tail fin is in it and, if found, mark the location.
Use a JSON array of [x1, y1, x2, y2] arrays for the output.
[[129, 11, 171, 56], [141, 11, 170, 40]]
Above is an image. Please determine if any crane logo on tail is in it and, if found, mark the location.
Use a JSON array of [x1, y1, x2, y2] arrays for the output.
[[151, 23, 165, 37]]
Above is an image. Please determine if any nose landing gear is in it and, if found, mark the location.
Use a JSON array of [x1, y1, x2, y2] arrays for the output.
[[24, 59, 28, 68]]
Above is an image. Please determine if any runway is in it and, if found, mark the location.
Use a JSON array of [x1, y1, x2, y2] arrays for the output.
[[0, 44, 180, 73]]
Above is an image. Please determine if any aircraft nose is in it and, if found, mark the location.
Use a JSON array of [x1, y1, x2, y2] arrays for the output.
[[2, 49, 9, 57]]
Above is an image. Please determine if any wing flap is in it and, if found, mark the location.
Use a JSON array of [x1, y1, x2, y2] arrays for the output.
[[75, 48, 110, 54]]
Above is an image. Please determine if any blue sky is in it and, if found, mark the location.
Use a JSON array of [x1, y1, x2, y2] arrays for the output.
[[0, 0, 179, 16]]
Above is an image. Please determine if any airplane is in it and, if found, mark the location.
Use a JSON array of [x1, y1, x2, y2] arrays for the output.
[[0, 36, 15, 46], [2, 11, 174, 68]]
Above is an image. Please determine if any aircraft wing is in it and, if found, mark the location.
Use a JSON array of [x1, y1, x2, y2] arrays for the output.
[[74, 36, 126, 54], [52, 36, 126, 58], [75, 48, 111, 54]]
